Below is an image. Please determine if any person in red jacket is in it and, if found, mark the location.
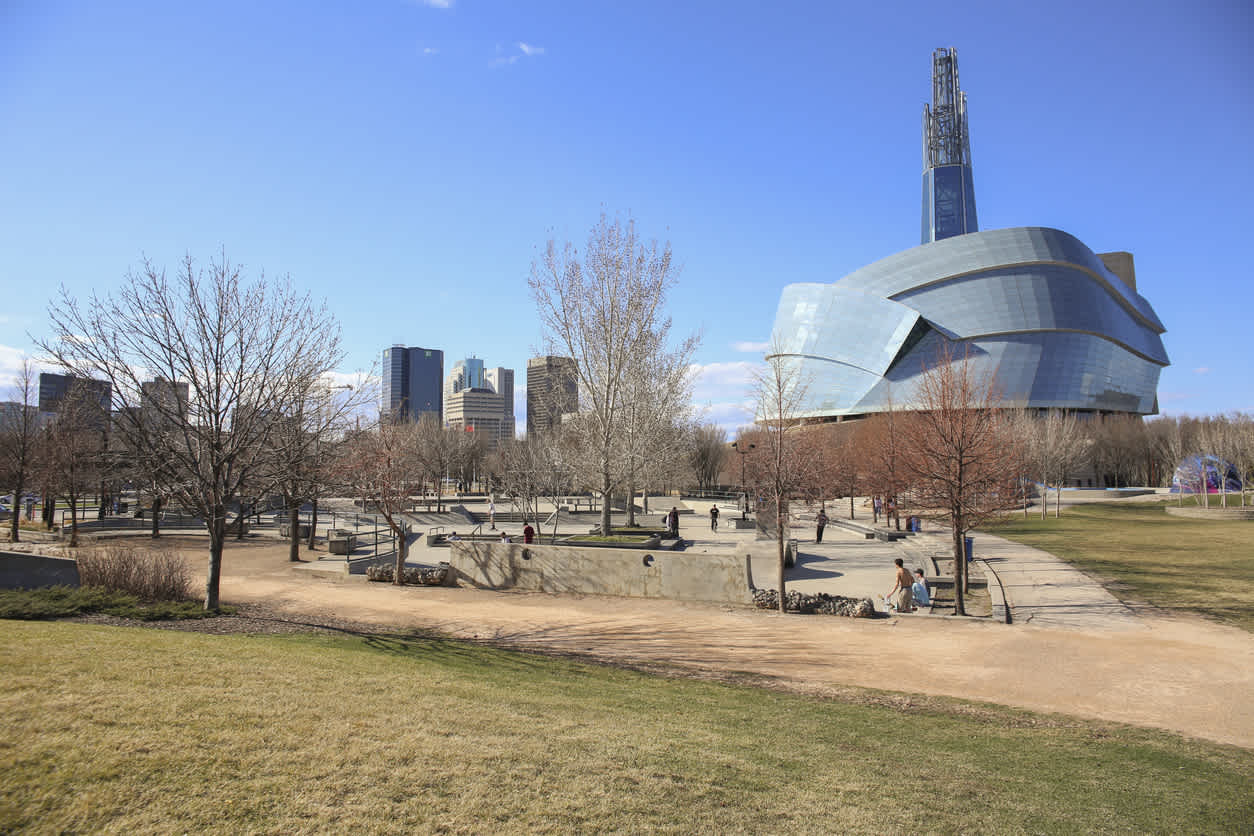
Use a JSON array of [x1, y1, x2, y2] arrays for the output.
[[523, 523, 535, 544]]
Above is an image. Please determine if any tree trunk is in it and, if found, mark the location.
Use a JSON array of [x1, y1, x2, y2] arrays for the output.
[[205, 514, 225, 610], [68, 494, 79, 548], [952, 525, 966, 616], [10, 475, 23, 543], [307, 497, 319, 550], [600, 473, 613, 536], [776, 496, 787, 614], [288, 503, 301, 562], [626, 480, 637, 527], [392, 518, 408, 585], [849, 493, 854, 520], [151, 495, 162, 538]]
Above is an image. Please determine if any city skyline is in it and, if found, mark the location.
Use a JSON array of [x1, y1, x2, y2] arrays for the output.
[[2, 1, 1251, 432]]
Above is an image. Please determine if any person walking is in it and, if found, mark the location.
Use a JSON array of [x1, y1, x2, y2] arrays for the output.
[[522, 523, 535, 544], [815, 508, 828, 543], [709, 505, 720, 532], [667, 507, 680, 539], [873, 496, 882, 524], [488, 498, 496, 530]]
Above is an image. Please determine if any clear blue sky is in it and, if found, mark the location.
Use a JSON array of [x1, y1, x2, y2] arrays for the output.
[[2, 0, 1251, 433]]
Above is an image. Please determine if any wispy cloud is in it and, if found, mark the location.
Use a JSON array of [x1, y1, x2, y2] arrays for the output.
[[421, 46, 439, 56], [1193, 366, 1210, 375], [733, 340, 769, 353], [492, 42, 546, 67], [418, 0, 452, 8]]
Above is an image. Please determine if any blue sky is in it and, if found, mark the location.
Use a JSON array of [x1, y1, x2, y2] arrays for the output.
[[2, 0, 1251, 433]]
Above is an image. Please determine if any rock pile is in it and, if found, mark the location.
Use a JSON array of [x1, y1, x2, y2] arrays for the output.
[[752, 589, 876, 617], [366, 563, 449, 586]]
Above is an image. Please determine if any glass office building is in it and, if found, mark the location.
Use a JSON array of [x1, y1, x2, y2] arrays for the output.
[[381, 345, 443, 422], [767, 50, 1169, 419]]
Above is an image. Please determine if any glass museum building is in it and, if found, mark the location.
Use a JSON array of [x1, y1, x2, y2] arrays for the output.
[[767, 49, 1169, 419]]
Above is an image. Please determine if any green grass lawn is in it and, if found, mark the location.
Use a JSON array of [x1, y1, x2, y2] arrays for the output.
[[988, 502, 1254, 631], [2, 621, 1251, 834]]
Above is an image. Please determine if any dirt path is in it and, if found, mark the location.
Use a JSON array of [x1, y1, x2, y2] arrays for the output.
[[176, 539, 1253, 750]]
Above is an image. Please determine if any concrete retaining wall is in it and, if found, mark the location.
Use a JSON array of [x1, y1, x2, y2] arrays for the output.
[[0, 551, 80, 589], [447, 541, 755, 604], [1165, 505, 1254, 520]]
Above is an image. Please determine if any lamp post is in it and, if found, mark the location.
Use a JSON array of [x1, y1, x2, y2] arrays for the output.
[[731, 440, 755, 520]]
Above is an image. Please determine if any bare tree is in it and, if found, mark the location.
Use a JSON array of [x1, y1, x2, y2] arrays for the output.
[[412, 414, 467, 514], [749, 347, 819, 613], [269, 377, 369, 561], [690, 423, 727, 492], [1030, 410, 1089, 518], [340, 421, 419, 584], [42, 252, 345, 610], [37, 386, 105, 547], [529, 213, 698, 536], [1229, 413, 1254, 508], [0, 358, 39, 542], [898, 344, 1014, 615], [862, 393, 910, 530]]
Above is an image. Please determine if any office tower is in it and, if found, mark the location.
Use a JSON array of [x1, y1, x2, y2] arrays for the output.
[[526, 356, 578, 436], [443, 358, 514, 448], [381, 346, 443, 423], [444, 356, 486, 402], [484, 366, 515, 440], [37, 372, 111, 428], [921, 47, 978, 244]]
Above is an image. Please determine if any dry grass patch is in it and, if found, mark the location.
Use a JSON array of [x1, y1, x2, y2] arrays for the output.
[[989, 501, 1254, 631], [2, 621, 1252, 833]]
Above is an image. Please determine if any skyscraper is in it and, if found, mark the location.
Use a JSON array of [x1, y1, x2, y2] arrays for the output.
[[38, 372, 111, 428], [484, 366, 515, 439], [443, 358, 515, 449], [381, 346, 443, 423], [921, 47, 978, 244], [526, 356, 578, 436]]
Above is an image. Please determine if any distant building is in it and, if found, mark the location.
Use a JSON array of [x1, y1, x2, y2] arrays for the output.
[[381, 345, 443, 423], [444, 356, 486, 402], [526, 356, 578, 437], [140, 379, 190, 431], [484, 366, 515, 440], [444, 357, 514, 449], [38, 372, 111, 428]]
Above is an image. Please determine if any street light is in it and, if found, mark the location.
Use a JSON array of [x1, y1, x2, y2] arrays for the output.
[[731, 440, 755, 520]]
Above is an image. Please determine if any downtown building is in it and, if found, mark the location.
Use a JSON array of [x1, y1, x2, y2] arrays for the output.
[[526, 355, 578, 437], [38, 372, 112, 429], [381, 345, 443, 423], [768, 48, 1168, 419], [444, 357, 515, 449]]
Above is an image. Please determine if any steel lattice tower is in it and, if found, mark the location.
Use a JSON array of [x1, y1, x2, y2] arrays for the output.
[[921, 47, 979, 244]]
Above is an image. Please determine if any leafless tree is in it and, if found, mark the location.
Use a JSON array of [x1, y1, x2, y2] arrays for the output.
[[1026, 410, 1089, 518], [339, 421, 419, 584], [268, 376, 370, 561], [529, 213, 699, 536], [1229, 413, 1254, 507], [898, 344, 1014, 614], [37, 386, 106, 547], [412, 414, 468, 513], [690, 423, 727, 492], [749, 346, 819, 613], [862, 393, 910, 530], [0, 358, 39, 542], [42, 252, 345, 609]]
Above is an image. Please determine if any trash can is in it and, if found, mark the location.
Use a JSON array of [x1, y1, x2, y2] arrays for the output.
[[964, 536, 974, 562]]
